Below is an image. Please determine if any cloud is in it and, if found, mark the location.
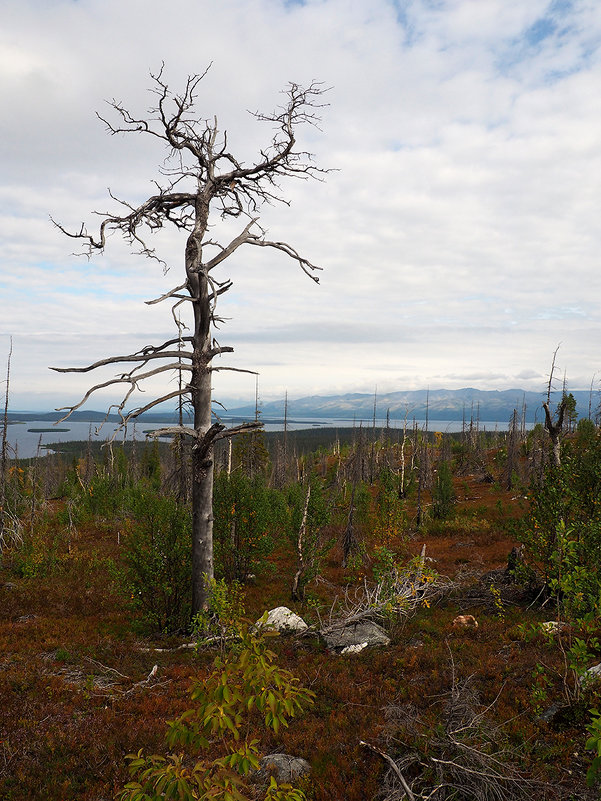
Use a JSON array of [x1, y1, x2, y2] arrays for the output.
[[2, 0, 601, 410]]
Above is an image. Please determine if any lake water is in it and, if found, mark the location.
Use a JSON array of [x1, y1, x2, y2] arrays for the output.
[[4, 416, 517, 460]]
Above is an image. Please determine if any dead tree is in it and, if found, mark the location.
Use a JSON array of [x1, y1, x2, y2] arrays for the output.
[[51, 67, 327, 613], [0, 339, 12, 536], [542, 346, 566, 469]]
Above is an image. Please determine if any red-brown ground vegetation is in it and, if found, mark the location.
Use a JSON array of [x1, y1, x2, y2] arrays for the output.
[[0, 434, 599, 800]]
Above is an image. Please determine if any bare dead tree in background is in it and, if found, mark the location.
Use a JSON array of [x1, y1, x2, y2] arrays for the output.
[[542, 346, 566, 469], [51, 66, 327, 613], [0, 338, 13, 535]]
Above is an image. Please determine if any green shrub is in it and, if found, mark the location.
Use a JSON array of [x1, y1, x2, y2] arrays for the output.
[[372, 467, 407, 544], [213, 472, 285, 583], [432, 460, 455, 520], [286, 474, 332, 600], [10, 532, 62, 579], [192, 576, 247, 646], [118, 621, 314, 801], [114, 490, 191, 632], [521, 427, 601, 615]]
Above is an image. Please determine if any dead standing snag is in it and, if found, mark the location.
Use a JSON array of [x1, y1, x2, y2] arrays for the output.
[[51, 66, 327, 614]]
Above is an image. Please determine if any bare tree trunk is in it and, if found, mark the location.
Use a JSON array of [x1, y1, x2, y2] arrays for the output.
[[543, 346, 566, 469], [189, 210, 216, 613], [369, 386, 377, 484], [291, 483, 311, 601], [0, 338, 12, 526], [342, 483, 357, 569], [543, 399, 565, 469], [399, 409, 409, 498]]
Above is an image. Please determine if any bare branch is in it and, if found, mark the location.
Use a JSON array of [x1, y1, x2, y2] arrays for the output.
[[146, 425, 198, 440], [208, 345, 234, 359], [50, 350, 192, 374], [205, 218, 258, 271], [546, 343, 562, 403], [54, 363, 192, 423], [123, 389, 190, 423], [145, 282, 189, 306], [360, 741, 416, 801], [246, 234, 322, 282], [210, 366, 258, 376]]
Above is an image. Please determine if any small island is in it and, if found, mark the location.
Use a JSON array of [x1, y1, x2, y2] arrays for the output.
[[27, 427, 71, 433]]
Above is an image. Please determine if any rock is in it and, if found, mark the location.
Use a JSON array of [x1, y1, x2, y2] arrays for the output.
[[256, 753, 310, 784], [15, 614, 37, 623], [540, 621, 568, 635], [340, 641, 369, 655], [536, 703, 571, 726], [537, 703, 560, 724], [258, 607, 308, 634], [322, 620, 390, 651], [452, 614, 479, 630], [580, 663, 601, 688]]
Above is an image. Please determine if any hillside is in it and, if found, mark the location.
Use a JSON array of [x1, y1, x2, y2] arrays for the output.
[[228, 386, 593, 423], [9, 386, 594, 426]]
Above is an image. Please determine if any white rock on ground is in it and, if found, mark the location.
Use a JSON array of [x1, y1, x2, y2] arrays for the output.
[[258, 606, 309, 634], [540, 621, 568, 635], [340, 641, 369, 655]]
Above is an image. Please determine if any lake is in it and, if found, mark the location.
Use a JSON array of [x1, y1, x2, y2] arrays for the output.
[[4, 416, 520, 460]]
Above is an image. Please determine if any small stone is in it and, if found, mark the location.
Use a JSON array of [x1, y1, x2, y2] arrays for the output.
[[452, 615, 479, 630], [537, 704, 560, 724], [340, 641, 369, 655], [540, 621, 568, 635]]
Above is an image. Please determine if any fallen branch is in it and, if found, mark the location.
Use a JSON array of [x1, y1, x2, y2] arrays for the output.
[[360, 740, 416, 801]]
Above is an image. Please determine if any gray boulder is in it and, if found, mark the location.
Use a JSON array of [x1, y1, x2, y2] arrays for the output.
[[256, 753, 310, 784], [322, 620, 391, 652]]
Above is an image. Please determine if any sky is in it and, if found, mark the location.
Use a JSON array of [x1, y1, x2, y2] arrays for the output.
[[2, 0, 601, 412]]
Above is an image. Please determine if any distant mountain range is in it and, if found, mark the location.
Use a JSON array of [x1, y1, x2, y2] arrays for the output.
[[8, 387, 596, 426], [227, 387, 595, 424]]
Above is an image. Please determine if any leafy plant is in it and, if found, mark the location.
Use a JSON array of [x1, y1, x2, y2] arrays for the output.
[[585, 708, 601, 789], [521, 427, 601, 616], [287, 474, 332, 601], [432, 459, 456, 520], [113, 489, 192, 632], [371, 544, 397, 590], [489, 582, 505, 621], [192, 576, 247, 648], [530, 663, 553, 715], [372, 468, 406, 546], [213, 472, 284, 583], [118, 621, 314, 801]]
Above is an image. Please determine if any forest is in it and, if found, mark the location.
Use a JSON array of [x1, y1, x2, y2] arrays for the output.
[[2, 401, 601, 801]]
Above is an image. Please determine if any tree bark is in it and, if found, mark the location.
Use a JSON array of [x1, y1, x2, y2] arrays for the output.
[[543, 398, 566, 469]]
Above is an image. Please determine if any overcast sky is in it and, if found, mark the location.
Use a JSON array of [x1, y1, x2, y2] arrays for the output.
[[2, 0, 601, 412]]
